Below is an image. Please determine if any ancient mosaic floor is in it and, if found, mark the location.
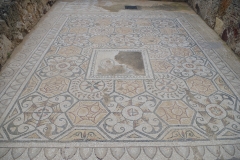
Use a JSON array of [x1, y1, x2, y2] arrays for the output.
[[0, 0, 240, 159]]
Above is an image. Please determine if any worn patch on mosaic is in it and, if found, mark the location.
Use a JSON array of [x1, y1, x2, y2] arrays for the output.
[[86, 49, 154, 79]]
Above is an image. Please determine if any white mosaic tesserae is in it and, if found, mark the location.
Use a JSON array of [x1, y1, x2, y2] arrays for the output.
[[0, 0, 240, 159]]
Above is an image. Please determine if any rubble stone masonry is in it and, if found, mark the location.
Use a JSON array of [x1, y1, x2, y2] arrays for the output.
[[0, 0, 56, 69], [187, 0, 240, 56]]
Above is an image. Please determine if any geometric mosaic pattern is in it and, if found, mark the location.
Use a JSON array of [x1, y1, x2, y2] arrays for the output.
[[0, 0, 240, 159], [1, 14, 239, 143]]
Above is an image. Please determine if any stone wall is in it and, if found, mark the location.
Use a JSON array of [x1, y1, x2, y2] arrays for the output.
[[0, 0, 56, 69], [187, 0, 240, 56]]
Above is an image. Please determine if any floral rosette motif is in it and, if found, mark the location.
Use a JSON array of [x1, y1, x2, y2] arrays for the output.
[[152, 19, 177, 28], [170, 56, 216, 79], [69, 76, 113, 100], [184, 92, 239, 136], [159, 34, 195, 48], [134, 27, 160, 36], [100, 93, 165, 139], [73, 34, 91, 47], [89, 26, 114, 35], [39, 56, 87, 79], [54, 33, 76, 47], [110, 34, 142, 48], [67, 18, 95, 27], [112, 19, 136, 27]]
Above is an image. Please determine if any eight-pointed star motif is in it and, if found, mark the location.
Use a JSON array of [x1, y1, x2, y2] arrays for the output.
[[145, 73, 188, 100], [69, 75, 113, 100]]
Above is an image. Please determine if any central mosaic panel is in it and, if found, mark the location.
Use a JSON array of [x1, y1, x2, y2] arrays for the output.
[[86, 49, 154, 79]]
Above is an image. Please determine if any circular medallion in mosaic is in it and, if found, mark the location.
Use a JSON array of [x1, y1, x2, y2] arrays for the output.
[[122, 106, 143, 121], [206, 104, 227, 120]]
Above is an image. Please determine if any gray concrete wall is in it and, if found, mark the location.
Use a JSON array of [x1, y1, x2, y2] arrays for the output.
[[0, 0, 56, 69], [187, 0, 240, 56]]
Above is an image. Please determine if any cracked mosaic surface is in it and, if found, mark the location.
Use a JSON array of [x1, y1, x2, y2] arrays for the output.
[[0, 0, 240, 159]]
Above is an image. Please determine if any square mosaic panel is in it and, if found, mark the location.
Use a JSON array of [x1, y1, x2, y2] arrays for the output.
[[0, 12, 239, 146], [86, 49, 154, 79]]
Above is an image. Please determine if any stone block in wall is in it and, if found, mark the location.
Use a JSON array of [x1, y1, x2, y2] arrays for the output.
[[188, 0, 221, 28], [236, 43, 240, 54], [0, 34, 12, 70], [214, 17, 224, 35], [220, 0, 240, 55], [187, 0, 240, 56]]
